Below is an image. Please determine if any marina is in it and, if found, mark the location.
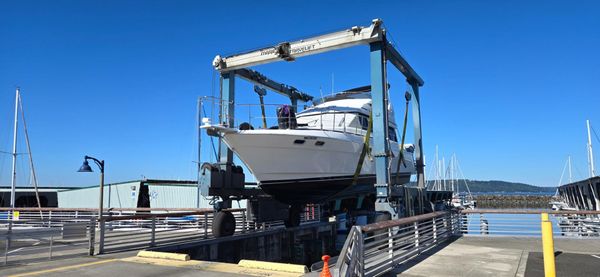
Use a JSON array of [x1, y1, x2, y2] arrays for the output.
[[1, 2, 600, 277]]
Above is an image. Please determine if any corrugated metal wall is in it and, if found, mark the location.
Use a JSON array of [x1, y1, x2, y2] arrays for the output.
[[147, 183, 246, 209], [58, 181, 140, 208], [58, 180, 248, 209]]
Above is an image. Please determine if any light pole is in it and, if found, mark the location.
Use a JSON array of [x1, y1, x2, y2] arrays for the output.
[[78, 156, 105, 220]]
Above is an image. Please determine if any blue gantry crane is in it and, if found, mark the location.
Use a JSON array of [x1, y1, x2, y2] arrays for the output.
[[200, 19, 442, 237]]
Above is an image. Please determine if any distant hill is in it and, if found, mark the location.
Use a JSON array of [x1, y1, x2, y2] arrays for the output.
[[426, 179, 556, 193]]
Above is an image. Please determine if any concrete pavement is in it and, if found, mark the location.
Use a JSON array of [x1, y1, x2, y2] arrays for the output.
[[394, 236, 600, 277]]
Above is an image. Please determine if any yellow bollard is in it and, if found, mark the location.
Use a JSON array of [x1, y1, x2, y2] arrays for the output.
[[541, 213, 556, 277]]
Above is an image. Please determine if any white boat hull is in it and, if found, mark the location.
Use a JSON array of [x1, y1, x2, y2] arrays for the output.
[[217, 128, 415, 203]]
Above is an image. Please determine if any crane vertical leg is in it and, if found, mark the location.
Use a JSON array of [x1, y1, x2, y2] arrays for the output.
[[410, 83, 425, 188], [217, 71, 236, 210], [219, 72, 235, 166], [370, 41, 396, 218]]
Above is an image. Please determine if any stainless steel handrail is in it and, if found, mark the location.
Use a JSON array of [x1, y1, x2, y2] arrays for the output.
[[335, 211, 460, 277]]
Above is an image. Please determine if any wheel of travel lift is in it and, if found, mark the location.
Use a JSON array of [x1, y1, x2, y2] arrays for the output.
[[284, 204, 302, 228], [213, 211, 236, 237]]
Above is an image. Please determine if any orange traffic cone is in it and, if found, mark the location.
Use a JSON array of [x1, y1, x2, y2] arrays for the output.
[[320, 255, 332, 277]]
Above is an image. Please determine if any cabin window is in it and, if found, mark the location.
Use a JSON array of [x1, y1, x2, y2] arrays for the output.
[[294, 139, 305, 144], [315, 141, 325, 146], [359, 115, 369, 130], [389, 127, 398, 142]]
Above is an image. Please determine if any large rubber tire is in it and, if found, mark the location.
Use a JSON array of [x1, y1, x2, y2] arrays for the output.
[[284, 205, 302, 228], [212, 211, 236, 237]]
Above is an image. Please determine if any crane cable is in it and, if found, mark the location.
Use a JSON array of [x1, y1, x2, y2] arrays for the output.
[[394, 91, 411, 184], [351, 111, 373, 186]]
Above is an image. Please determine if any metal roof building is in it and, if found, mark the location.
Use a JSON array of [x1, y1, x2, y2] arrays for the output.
[[57, 179, 246, 209], [0, 187, 61, 207]]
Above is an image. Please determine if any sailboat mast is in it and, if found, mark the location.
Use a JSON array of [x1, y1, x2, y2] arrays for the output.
[[435, 145, 439, 190], [568, 155, 572, 183], [10, 88, 19, 208], [587, 120, 596, 178], [442, 157, 446, 191], [449, 155, 453, 193], [18, 92, 44, 212]]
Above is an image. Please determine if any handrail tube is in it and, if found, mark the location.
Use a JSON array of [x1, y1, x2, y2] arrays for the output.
[[362, 211, 448, 233], [0, 207, 221, 212], [460, 209, 600, 215], [103, 209, 243, 222]]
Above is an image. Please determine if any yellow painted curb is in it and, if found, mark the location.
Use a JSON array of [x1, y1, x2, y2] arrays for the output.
[[137, 250, 190, 261], [238, 259, 309, 273]]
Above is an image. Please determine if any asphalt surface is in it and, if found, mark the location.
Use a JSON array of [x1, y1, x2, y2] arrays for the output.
[[525, 252, 600, 277], [395, 236, 600, 277]]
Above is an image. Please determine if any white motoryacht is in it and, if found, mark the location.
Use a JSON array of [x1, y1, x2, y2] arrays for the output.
[[202, 90, 416, 204]]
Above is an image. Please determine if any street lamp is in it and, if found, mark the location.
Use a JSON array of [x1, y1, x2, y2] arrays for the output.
[[78, 155, 105, 220]]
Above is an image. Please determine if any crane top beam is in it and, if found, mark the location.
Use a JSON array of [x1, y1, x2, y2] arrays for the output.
[[212, 19, 423, 87], [213, 19, 383, 72]]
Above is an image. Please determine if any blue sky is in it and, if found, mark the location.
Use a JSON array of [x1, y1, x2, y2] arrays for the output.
[[0, 0, 598, 187]]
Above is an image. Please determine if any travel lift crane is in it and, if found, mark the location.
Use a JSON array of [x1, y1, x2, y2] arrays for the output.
[[201, 19, 438, 237]]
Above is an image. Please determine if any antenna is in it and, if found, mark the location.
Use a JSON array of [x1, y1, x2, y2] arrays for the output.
[[587, 120, 596, 177], [320, 86, 323, 100], [331, 73, 334, 96]]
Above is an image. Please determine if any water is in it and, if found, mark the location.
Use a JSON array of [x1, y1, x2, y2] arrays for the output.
[[462, 212, 561, 236]]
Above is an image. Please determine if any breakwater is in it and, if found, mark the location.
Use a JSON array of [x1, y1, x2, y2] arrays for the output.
[[474, 195, 552, 209]]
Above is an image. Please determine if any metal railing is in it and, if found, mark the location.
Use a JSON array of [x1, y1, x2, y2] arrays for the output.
[[200, 97, 368, 136], [0, 205, 323, 264], [96, 208, 247, 254], [335, 211, 460, 277], [0, 217, 95, 266], [459, 209, 600, 237]]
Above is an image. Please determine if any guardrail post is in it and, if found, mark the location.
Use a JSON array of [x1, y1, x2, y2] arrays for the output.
[[448, 213, 453, 235], [88, 217, 96, 256], [4, 221, 11, 265], [98, 218, 105, 254], [150, 216, 156, 247], [388, 227, 394, 262], [242, 210, 247, 233], [432, 217, 437, 243], [541, 213, 556, 277], [49, 235, 53, 260], [414, 221, 420, 251], [204, 213, 208, 238]]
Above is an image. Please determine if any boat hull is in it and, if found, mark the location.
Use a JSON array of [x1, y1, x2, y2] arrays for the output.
[[219, 129, 416, 204], [259, 173, 412, 204]]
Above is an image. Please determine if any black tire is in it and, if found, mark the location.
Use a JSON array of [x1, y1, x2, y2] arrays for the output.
[[213, 211, 236, 237], [284, 205, 302, 228]]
